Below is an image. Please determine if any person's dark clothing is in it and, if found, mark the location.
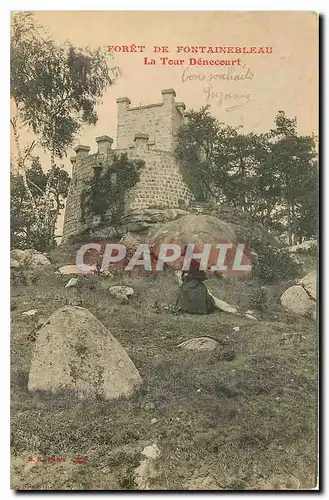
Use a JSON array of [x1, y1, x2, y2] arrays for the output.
[[176, 270, 216, 314]]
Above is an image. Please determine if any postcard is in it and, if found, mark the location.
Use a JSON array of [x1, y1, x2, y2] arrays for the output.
[[10, 11, 319, 491]]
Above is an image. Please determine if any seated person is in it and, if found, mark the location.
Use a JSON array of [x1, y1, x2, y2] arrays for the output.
[[175, 258, 216, 315]]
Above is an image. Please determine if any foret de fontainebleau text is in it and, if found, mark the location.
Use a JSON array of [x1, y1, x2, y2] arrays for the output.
[[107, 45, 274, 66]]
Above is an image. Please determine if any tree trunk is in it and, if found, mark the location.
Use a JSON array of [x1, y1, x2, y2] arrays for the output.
[[11, 118, 37, 209], [287, 202, 293, 246], [239, 155, 246, 211]]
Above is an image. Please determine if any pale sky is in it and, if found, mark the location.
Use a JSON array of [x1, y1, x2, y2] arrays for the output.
[[12, 11, 319, 235]]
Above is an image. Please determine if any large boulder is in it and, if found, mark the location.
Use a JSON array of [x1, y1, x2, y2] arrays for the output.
[[188, 203, 278, 247], [11, 249, 51, 268], [121, 204, 278, 251], [148, 213, 237, 247], [280, 285, 315, 316], [28, 306, 142, 400], [298, 270, 317, 300], [148, 213, 240, 275]]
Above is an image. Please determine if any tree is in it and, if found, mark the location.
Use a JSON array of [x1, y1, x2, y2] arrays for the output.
[[11, 12, 119, 161], [176, 106, 270, 217], [10, 12, 120, 247], [175, 106, 318, 244], [11, 157, 70, 251], [268, 111, 318, 245], [175, 106, 221, 201]]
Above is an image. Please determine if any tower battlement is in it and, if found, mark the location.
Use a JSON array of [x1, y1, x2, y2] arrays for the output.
[[116, 89, 185, 151]]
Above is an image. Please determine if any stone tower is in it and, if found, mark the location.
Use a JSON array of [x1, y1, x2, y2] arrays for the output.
[[62, 89, 193, 242]]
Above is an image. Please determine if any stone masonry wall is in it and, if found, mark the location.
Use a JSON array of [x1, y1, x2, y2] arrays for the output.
[[62, 146, 110, 240], [118, 144, 192, 212], [62, 89, 192, 242]]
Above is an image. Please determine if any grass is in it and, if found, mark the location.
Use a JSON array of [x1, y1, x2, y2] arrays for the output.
[[10, 251, 318, 490]]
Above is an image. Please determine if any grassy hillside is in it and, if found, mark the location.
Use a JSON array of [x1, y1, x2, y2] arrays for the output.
[[10, 252, 317, 490]]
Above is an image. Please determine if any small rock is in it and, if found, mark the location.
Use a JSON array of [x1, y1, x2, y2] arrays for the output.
[[211, 295, 238, 314], [174, 270, 183, 285], [109, 285, 134, 302], [245, 313, 258, 320], [177, 337, 219, 351], [141, 444, 161, 460], [151, 418, 158, 424], [10, 258, 20, 269], [22, 309, 38, 317], [246, 310, 255, 315], [57, 264, 97, 275], [290, 254, 302, 265], [196, 388, 201, 393], [232, 326, 240, 332], [35, 318, 46, 330], [65, 278, 79, 288], [32, 253, 51, 266], [134, 443, 161, 489], [57, 265, 79, 275]]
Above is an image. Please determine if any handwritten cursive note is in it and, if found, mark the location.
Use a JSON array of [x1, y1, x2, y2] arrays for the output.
[[204, 85, 252, 112], [181, 64, 254, 112]]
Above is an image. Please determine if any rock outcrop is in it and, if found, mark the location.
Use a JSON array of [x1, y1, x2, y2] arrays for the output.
[[121, 208, 189, 234], [10, 249, 51, 268]]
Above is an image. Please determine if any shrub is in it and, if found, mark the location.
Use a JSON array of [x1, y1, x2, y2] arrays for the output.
[[251, 240, 300, 284], [248, 286, 269, 314]]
